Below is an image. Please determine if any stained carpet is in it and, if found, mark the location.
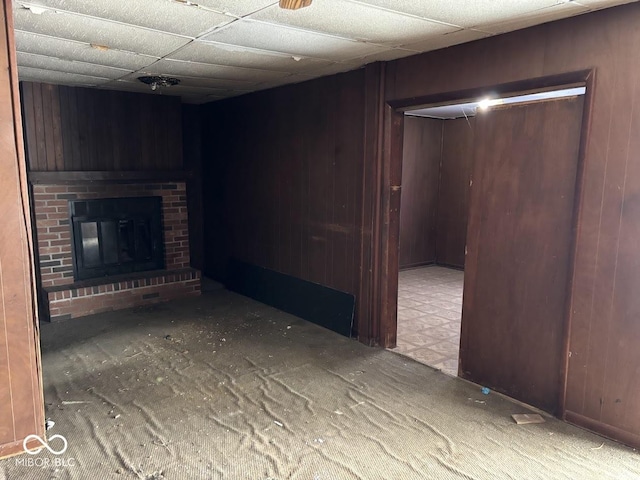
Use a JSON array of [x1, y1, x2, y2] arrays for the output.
[[1, 289, 638, 479]]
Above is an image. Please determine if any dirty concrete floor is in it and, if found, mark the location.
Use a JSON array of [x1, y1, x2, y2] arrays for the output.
[[1, 289, 639, 479]]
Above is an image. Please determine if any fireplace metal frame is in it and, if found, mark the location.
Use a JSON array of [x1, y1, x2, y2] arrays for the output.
[[69, 196, 165, 281]]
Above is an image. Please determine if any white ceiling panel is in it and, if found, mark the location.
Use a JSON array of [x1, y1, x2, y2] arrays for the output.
[[15, 30, 158, 70], [114, 75, 247, 96], [195, 0, 278, 18], [401, 28, 491, 52], [14, 0, 233, 37], [349, 0, 580, 30], [18, 66, 110, 86], [574, 0, 637, 6], [251, 0, 456, 47], [13, 7, 190, 57], [168, 41, 335, 73], [299, 62, 363, 79], [17, 51, 130, 79], [355, 48, 421, 64], [101, 79, 244, 98], [481, 2, 589, 34], [254, 73, 317, 89], [201, 19, 388, 61], [96, 80, 174, 95], [120, 73, 254, 92], [12, 0, 637, 102], [142, 58, 289, 82]]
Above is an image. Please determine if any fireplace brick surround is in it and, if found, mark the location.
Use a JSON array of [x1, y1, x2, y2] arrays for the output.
[[32, 181, 201, 321]]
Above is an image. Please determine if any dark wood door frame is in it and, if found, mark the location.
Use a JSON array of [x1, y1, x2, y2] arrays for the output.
[[0, 0, 45, 458], [366, 68, 595, 415]]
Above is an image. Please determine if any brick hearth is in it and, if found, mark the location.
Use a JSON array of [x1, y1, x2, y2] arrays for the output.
[[32, 181, 201, 321]]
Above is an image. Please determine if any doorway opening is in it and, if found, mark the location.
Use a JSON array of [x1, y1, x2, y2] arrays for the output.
[[391, 86, 586, 384]]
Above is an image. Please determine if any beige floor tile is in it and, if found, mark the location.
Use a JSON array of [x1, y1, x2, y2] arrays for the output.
[[394, 266, 463, 376], [409, 349, 446, 365]]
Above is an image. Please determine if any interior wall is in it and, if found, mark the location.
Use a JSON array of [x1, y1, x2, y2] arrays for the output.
[[435, 117, 475, 269], [20, 82, 183, 172], [382, 2, 640, 446], [399, 116, 442, 269], [201, 70, 365, 323], [398, 115, 474, 271], [462, 98, 585, 414]]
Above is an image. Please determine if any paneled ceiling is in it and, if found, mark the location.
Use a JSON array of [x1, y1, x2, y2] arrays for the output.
[[12, 0, 637, 103]]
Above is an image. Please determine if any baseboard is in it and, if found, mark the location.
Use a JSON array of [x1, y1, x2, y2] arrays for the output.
[[564, 410, 640, 449], [226, 259, 355, 338]]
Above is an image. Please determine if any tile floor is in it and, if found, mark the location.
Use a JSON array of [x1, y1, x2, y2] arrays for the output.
[[392, 265, 464, 376]]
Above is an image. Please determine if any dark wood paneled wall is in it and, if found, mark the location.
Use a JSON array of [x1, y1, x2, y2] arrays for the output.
[[0, 0, 45, 458], [399, 117, 442, 269], [201, 70, 365, 312], [436, 118, 474, 269], [461, 98, 584, 414], [21, 82, 183, 172], [382, 2, 640, 446]]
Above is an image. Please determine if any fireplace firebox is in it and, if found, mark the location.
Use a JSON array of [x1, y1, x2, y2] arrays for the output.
[[70, 196, 164, 280]]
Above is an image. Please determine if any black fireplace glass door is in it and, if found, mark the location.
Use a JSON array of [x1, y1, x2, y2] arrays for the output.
[[80, 222, 100, 267], [70, 197, 164, 280], [101, 221, 119, 265]]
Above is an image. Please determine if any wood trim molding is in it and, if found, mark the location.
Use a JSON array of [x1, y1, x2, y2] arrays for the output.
[[557, 69, 597, 417], [565, 410, 640, 449], [28, 170, 192, 184], [373, 70, 596, 351], [358, 62, 385, 346]]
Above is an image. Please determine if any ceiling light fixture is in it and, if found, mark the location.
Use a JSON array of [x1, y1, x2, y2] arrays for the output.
[[137, 75, 180, 91], [477, 97, 504, 111], [279, 0, 313, 10]]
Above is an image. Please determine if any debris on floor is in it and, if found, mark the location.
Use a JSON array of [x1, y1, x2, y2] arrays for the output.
[[512, 413, 546, 425]]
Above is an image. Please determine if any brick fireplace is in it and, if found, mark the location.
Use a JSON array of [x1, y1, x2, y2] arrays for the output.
[[32, 181, 201, 321]]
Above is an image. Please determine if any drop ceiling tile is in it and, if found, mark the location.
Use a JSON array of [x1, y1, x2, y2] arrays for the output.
[[15, 0, 233, 37], [195, 0, 278, 17], [573, 0, 637, 7], [354, 48, 420, 63], [201, 19, 388, 61], [128, 73, 254, 91], [350, 0, 578, 30], [18, 66, 110, 86], [253, 75, 330, 93], [481, 3, 590, 34], [17, 51, 131, 79], [251, 0, 456, 47], [101, 79, 241, 98], [300, 62, 362, 78], [168, 41, 334, 73], [15, 30, 159, 71], [401, 28, 491, 53], [14, 7, 190, 57], [141, 58, 288, 82], [143, 83, 243, 97], [95, 80, 165, 95]]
